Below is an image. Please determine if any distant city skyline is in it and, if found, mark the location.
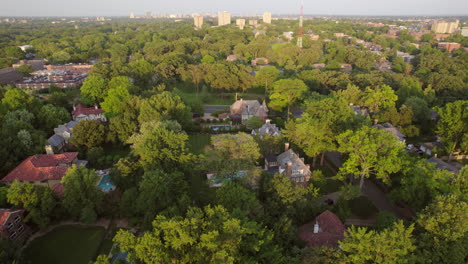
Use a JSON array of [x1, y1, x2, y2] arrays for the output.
[[1, 0, 468, 17]]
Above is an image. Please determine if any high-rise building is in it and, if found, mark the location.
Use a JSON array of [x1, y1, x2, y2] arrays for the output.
[[218, 11, 231, 26], [194, 16, 203, 29], [462, 27, 468, 37], [263, 12, 272, 24], [146, 11, 152, 19], [249, 19, 258, 25], [431, 20, 459, 34], [236, 19, 246, 30], [130, 12, 135, 19]]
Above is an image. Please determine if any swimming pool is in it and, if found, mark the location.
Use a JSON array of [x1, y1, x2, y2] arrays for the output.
[[97, 174, 115, 192], [210, 125, 231, 131]]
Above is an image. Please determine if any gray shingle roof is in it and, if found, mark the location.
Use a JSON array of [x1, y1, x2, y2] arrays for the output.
[[47, 134, 65, 147]]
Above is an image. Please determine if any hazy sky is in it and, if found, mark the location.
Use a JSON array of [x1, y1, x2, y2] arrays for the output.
[[1, 0, 467, 17]]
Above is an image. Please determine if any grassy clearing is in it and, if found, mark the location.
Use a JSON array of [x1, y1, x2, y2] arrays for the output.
[[23, 225, 106, 264]]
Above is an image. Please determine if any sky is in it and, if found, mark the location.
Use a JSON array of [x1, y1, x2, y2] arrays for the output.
[[1, 0, 467, 17]]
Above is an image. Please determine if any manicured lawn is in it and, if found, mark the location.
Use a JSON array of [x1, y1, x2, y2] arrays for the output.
[[23, 225, 106, 264], [188, 134, 211, 154]]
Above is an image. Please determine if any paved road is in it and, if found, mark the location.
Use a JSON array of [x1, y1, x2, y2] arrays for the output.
[[325, 152, 406, 219], [203, 105, 230, 114]]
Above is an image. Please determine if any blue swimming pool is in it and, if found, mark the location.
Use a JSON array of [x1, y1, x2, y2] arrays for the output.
[[98, 174, 115, 192], [210, 125, 231, 131]]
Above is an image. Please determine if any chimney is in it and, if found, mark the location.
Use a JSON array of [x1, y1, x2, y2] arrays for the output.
[[94, 104, 98, 110], [313, 221, 320, 233], [266, 119, 271, 124], [285, 142, 290, 151], [305, 164, 310, 171], [73, 105, 76, 111], [374, 119, 379, 125], [434, 154, 438, 158], [45, 145, 54, 155], [286, 162, 293, 177]]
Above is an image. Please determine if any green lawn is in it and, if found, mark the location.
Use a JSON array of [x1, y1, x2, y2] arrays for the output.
[[188, 134, 211, 154], [23, 225, 107, 264]]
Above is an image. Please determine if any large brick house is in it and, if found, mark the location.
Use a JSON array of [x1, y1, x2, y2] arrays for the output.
[[0, 153, 87, 191], [72, 104, 106, 122], [265, 143, 312, 185], [230, 99, 268, 124], [0, 209, 29, 241]]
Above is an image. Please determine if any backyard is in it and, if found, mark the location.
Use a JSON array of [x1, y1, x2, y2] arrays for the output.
[[23, 225, 112, 264]]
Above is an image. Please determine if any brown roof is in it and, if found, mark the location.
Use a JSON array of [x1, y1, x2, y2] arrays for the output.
[[1, 153, 78, 182], [72, 104, 104, 118], [298, 210, 346, 247]]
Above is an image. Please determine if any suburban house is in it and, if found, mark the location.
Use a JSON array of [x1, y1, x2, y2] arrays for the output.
[[0, 153, 87, 192], [47, 120, 78, 153], [349, 104, 369, 116], [72, 104, 106, 122], [298, 210, 346, 247], [265, 143, 312, 185], [420, 142, 441, 156], [427, 157, 460, 174], [0, 209, 29, 241], [230, 99, 268, 124], [251, 57, 269, 66], [226, 55, 238, 62], [374, 122, 406, 143], [251, 119, 281, 137]]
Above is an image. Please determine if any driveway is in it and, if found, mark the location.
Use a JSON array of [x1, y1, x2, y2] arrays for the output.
[[203, 105, 230, 114]]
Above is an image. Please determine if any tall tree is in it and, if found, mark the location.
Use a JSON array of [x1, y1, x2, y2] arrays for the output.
[[337, 126, 403, 189], [138, 91, 192, 127], [61, 166, 103, 223], [37, 104, 70, 132], [255, 66, 279, 92], [114, 205, 282, 264], [435, 100, 468, 155], [128, 120, 192, 168], [206, 133, 261, 175], [284, 96, 360, 167], [339, 221, 416, 264], [70, 120, 106, 149], [362, 85, 397, 113], [7, 181, 55, 228], [269, 79, 308, 120], [80, 76, 108, 102], [136, 169, 190, 224]]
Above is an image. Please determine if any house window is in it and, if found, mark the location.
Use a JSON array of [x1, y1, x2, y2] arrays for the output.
[[14, 216, 20, 223], [7, 222, 14, 230], [18, 225, 24, 233], [9, 232, 17, 240]]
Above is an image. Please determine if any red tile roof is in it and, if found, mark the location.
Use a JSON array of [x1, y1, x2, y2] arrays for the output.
[[72, 104, 104, 118], [0, 209, 23, 227], [1, 153, 78, 183], [298, 210, 346, 247]]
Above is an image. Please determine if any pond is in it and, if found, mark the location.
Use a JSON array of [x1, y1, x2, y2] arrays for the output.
[[23, 225, 108, 264]]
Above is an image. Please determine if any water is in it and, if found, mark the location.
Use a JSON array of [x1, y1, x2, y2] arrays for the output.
[[97, 174, 115, 192], [210, 125, 231, 131]]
